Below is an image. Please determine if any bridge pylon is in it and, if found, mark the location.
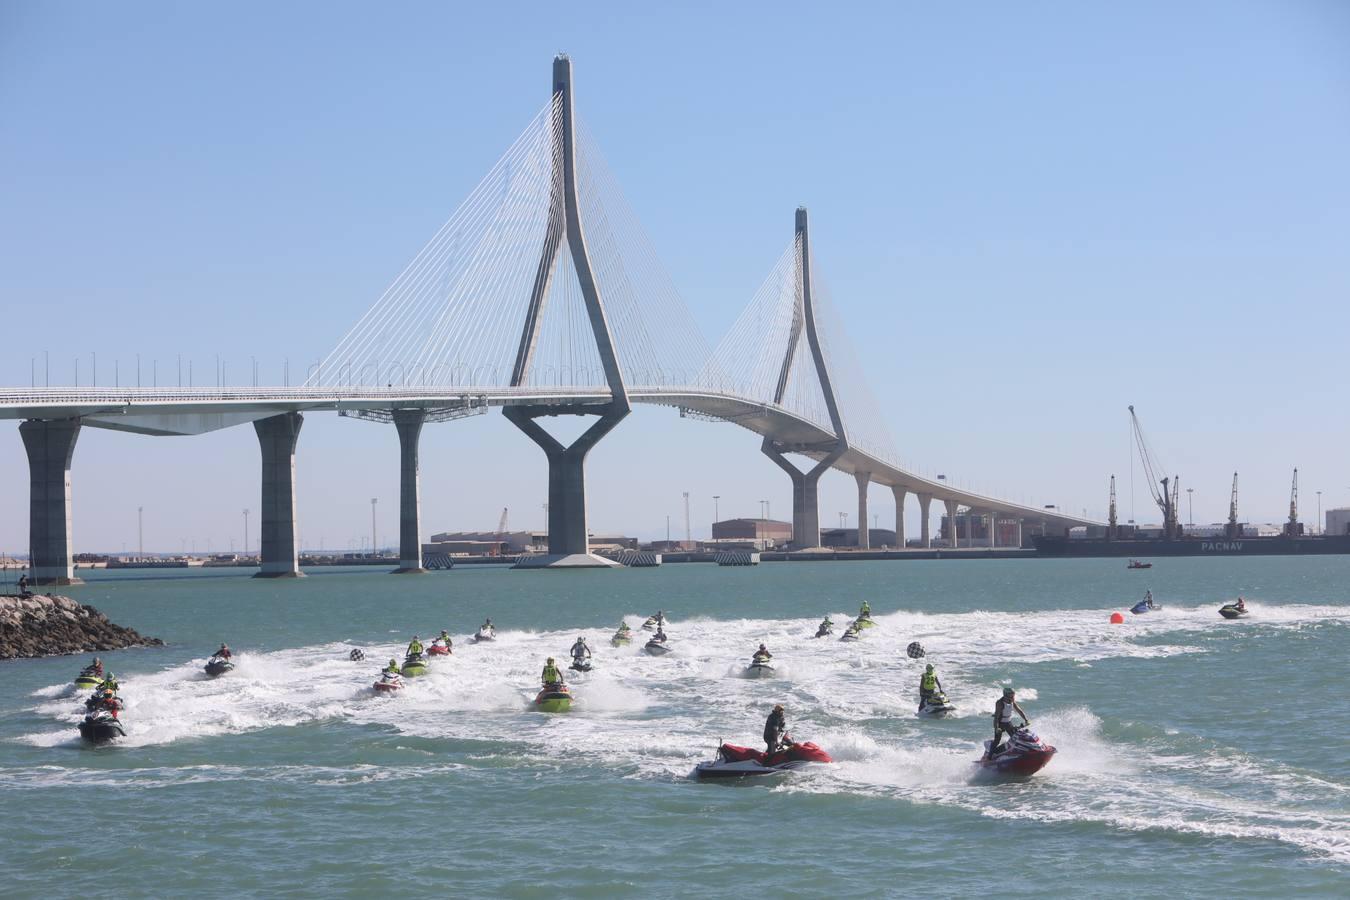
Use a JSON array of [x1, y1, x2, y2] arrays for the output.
[[504, 54, 629, 568], [760, 207, 849, 550]]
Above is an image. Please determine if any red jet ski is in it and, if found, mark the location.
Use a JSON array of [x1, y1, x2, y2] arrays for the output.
[[426, 640, 451, 656], [976, 727, 1056, 777], [694, 740, 832, 779]]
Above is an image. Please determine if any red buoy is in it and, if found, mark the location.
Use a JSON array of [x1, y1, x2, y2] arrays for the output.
[[1110, 612, 1125, 624]]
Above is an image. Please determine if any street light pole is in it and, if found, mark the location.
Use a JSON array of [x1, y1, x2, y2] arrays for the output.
[[1186, 487, 1193, 526], [712, 495, 720, 536], [243, 509, 250, 556], [370, 498, 378, 556], [1316, 490, 1322, 534], [138, 506, 143, 557]]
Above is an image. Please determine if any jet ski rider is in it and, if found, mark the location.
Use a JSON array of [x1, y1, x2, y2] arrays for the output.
[[99, 672, 120, 694], [1235, 596, 1246, 612], [570, 637, 591, 662], [817, 616, 833, 633], [480, 619, 494, 635], [384, 658, 400, 676], [438, 630, 453, 649], [652, 626, 668, 644], [1143, 590, 1157, 610], [541, 657, 564, 688], [406, 635, 424, 657], [215, 643, 232, 659], [858, 600, 871, 619], [919, 664, 943, 708], [753, 643, 772, 662], [988, 687, 1030, 757], [763, 704, 787, 754]]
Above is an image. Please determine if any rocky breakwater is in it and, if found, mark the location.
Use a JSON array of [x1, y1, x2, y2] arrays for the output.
[[0, 594, 162, 659]]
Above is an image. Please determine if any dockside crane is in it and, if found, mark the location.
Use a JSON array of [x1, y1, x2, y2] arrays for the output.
[[1128, 405, 1181, 539], [491, 507, 509, 556], [1284, 469, 1302, 537], [1108, 475, 1118, 540], [1226, 472, 1241, 538]]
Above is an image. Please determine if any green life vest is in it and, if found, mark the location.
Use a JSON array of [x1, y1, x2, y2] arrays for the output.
[[921, 672, 937, 691]]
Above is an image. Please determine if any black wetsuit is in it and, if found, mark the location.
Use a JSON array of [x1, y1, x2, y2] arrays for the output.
[[763, 709, 785, 754]]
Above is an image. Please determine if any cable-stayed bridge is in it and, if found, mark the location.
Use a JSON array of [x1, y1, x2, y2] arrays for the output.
[[2, 55, 1096, 582]]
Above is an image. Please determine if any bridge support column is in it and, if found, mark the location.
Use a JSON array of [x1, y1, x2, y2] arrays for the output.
[[988, 511, 998, 548], [505, 405, 625, 567], [945, 499, 960, 548], [253, 412, 304, 578], [761, 439, 845, 550], [918, 494, 932, 548], [20, 419, 83, 586], [391, 409, 427, 574], [1015, 518, 1024, 548], [855, 472, 870, 549], [892, 487, 907, 549]]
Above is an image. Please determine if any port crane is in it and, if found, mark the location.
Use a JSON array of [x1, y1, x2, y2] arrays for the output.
[[491, 507, 509, 556], [1128, 405, 1181, 539], [1108, 475, 1118, 539], [1226, 472, 1241, 538], [1284, 468, 1302, 537]]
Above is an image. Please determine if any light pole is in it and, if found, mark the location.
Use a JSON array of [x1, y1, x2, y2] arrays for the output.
[[242, 509, 250, 556], [370, 498, 378, 556], [1186, 488, 1193, 526], [137, 506, 144, 557], [1316, 490, 1322, 534], [712, 495, 720, 535]]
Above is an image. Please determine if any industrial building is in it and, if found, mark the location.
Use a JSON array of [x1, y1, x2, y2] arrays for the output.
[[711, 518, 793, 547], [1327, 508, 1350, 536], [819, 528, 897, 548]]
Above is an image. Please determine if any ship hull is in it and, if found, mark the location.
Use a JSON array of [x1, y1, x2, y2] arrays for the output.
[[1034, 535, 1350, 557]]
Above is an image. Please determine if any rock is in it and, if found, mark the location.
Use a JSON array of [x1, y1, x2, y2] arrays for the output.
[[0, 594, 162, 659]]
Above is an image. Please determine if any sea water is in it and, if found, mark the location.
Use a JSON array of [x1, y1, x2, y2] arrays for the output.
[[1, 558, 1347, 897]]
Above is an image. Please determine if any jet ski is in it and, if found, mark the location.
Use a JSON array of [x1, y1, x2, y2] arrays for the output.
[[401, 653, 428, 677], [644, 637, 671, 656], [373, 670, 404, 693], [976, 727, 1056, 777], [1130, 599, 1159, 615], [694, 740, 833, 779], [813, 622, 833, 638], [642, 615, 666, 631], [78, 708, 126, 744], [534, 684, 572, 712], [471, 627, 496, 643], [839, 627, 862, 643], [854, 615, 876, 629], [1219, 603, 1249, 620], [426, 640, 451, 656], [918, 691, 956, 717], [204, 655, 234, 677], [611, 630, 632, 646], [569, 656, 593, 673], [74, 666, 103, 690], [745, 654, 775, 678]]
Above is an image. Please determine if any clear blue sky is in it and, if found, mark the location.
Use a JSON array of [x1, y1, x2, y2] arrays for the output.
[[2, 1, 1348, 552]]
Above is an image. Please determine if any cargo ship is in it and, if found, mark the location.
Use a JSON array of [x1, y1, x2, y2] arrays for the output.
[[1034, 533, 1350, 558]]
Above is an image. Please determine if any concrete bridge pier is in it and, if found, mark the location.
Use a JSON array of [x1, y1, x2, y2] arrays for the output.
[[19, 418, 83, 586], [505, 405, 626, 567], [918, 494, 932, 547], [762, 439, 844, 550], [945, 498, 960, 548], [855, 472, 870, 548], [1015, 518, 1024, 548], [253, 412, 304, 578], [988, 510, 998, 548], [892, 486, 907, 549], [391, 409, 427, 574]]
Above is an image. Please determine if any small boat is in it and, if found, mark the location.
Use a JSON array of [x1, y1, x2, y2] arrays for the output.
[[78, 709, 126, 744], [745, 654, 775, 678], [204, 655, 234, 677], [917, 691, 956, 718], [426, 640, 451, 656], [401, 653, 428, 677], [975, 727, 1056, 778], [694, 740, 832, 779], [373, 671, 404, 693], [644, 638, 671, 656], [1219, 602, 1249, 620], [534, 684, 572, 712], [1127, 560, 1152, 569]]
